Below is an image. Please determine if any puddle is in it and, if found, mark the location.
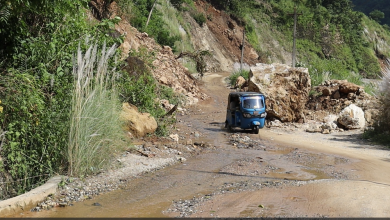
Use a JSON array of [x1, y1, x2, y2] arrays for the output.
[[302, 169, 331, 180]]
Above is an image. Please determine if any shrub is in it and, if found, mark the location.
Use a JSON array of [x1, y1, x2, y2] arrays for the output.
[[192, 13, 206, 26], [363, 58, 390, 146], [68, 43, 127, 177], [227, 69, 250, 87]]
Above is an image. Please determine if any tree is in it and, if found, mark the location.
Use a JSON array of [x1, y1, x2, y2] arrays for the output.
[[369, 9, 385, 23], [145, 0, 158, 28], [175, 50, 212, 78]]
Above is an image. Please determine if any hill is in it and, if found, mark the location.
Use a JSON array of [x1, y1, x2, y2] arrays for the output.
[[351, 0, 390, 26]]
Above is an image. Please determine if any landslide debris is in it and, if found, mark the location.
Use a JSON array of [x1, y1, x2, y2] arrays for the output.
[[247, 63, 311, 123]]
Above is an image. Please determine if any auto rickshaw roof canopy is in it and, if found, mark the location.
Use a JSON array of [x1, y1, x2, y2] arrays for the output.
[[228, 92, 266, 98]]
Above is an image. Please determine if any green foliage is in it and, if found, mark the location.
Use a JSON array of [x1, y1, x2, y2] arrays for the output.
[[363, 128, 390, 147], [117, 0, 181, 51], [157, 85, 184, 106], [176, 50, 212, 77], [169, 0, 192, 11], [227, 69, 250, 87], [369, 10, 385, 23], [0, 70, 63, 195], [159, 0, 194, 54], [120, 72, 178, 136], [305, 57, 362, 86], [364, 59, 390, 146], [0, 0, 122, 197], [192, 12, 207, 26], [122, 73, 165, 116], [206, 0, 382, 80]]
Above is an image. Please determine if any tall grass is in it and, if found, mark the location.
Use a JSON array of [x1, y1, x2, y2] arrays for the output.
[[363, 58, 390, 146], [68, 43, 127, 177], [378, 59, 390, 128], [158, 0, 194, 53]]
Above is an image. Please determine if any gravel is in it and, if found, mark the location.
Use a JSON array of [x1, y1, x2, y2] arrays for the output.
[[30, 142, 199, 212], [164, 132, 360, 217]]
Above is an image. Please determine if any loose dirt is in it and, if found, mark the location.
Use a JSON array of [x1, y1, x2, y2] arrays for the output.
[[181, 72, 390, 218], [10, 72, 390, 218]]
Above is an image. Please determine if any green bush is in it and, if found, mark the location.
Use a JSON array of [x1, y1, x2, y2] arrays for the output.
[[192, 12, 207, 26], [0, 0, 122, 197], [0, 70, 66, 196], [227, 69, 250, 87]]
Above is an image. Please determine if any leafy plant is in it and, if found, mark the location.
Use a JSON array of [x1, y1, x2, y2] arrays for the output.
[[369, 10, 385, 23], [192, 12, 206, 26], [0, 0, 122, 197], [176, 50, 211, 78]]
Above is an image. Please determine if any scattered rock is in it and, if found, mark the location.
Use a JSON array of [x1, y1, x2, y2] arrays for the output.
[[337, 104, 365, 129], [169, 134, 179, 142], [120, 103, 158, 137]]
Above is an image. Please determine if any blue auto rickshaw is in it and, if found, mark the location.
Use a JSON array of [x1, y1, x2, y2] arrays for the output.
[[225, 92, 267, 134]]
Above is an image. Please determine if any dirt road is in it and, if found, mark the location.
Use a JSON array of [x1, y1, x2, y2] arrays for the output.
[[186, 72, 390, 218], [15, 72, 390, 218]]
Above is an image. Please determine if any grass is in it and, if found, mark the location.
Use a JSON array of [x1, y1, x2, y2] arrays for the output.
[[68, 43, 128, 177], [362, 59, 390, 147], [157, 0, 194, 54], [227, 69, 250, 87]]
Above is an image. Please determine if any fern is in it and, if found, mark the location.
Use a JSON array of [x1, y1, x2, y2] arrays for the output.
[[0, 5, 10, 24]]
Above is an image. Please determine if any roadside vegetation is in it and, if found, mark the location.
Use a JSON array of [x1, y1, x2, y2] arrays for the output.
[[68, 43, 128, 177], [227, 69, 250, 87], [363, 59, 390, 146], [0, 0, 182, 198]]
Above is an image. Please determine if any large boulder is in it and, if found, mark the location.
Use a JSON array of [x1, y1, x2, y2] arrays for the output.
[[234, 76, 247, 89], [248, 63, 311, 122], [120, 103, 158, 137], [337, 104, 365, 129]]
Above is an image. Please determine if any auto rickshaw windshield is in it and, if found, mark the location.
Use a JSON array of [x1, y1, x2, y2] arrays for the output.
[[242, 97, 263, 109]]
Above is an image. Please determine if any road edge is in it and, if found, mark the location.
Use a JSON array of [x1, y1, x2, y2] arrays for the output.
[[0, 175, 62, 216]]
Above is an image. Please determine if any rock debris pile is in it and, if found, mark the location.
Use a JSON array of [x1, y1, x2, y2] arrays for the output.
[[234, 63, 381, 134]]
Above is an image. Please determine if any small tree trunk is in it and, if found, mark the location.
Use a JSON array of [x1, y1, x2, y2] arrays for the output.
[[145, 0, 158, 28], [240, 29, 245, 71]]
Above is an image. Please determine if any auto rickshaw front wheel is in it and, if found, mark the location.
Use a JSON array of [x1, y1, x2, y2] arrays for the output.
[[253, 126, 259, 134]]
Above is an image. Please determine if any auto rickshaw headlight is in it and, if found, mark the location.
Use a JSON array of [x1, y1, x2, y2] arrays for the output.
[[243, 113, 252, 118], [260, 112, 267, 118]]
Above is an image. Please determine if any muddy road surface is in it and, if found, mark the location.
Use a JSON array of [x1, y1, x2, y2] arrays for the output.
[[18, 72, 390, 218]]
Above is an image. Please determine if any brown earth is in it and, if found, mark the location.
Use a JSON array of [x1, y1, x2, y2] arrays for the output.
[[8, 72, 390, 218]]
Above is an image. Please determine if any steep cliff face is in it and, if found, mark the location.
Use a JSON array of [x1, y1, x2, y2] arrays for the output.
[[89, 0, 212, 105], [186, 0, 260, 72], [90, 0, 270, 105]]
